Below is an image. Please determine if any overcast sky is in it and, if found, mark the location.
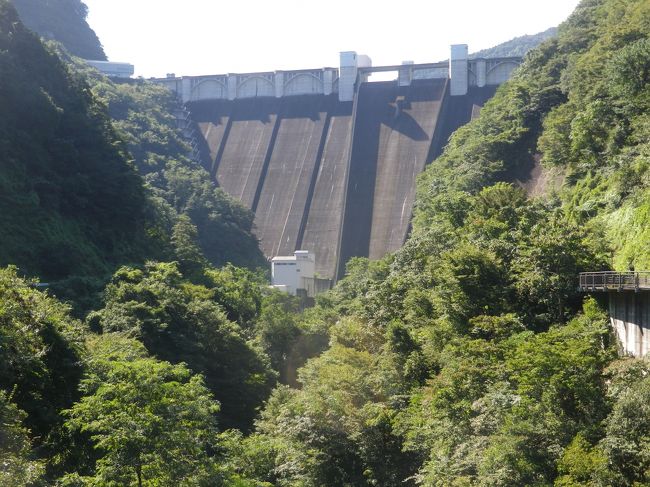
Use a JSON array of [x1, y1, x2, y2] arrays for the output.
[[83, 0, 581, 78]]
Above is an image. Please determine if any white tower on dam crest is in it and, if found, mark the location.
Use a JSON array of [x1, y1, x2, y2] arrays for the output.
[[449, 44, 469, 96], [338, 51, 372, 102]]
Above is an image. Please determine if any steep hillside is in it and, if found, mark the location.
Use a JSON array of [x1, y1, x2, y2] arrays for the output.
[[418, 0, 650, 269], [470, 27, 558, 58], [11, 0, 105, 59], [4, 0, 650, 485], [0, 1, 146, 289], [0, 0, 267, 312]]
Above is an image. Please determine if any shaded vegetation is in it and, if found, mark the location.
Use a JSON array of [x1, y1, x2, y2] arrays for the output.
[[0, 0, 148, 306], [0, 0, 265, 312], [89, 262, 276, 431], [11, 0, 105, 59], [82, 72, 267, 272]]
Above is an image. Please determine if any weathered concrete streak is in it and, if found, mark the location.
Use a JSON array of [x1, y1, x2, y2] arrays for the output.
[[300, 101, 354, 278], [254, 96, 329, 258], [427, 86, 497, 161], [337, 82, 385, 271], [338, 79, 449, 273], [214, 97, 280, 207]]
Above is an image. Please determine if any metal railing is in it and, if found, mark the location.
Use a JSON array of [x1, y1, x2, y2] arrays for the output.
[[579, 271, 650, 292]]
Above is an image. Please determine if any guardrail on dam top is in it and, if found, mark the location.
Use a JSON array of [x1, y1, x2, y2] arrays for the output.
[[152, 45, 521, 103], [153, 46, 521, 281]]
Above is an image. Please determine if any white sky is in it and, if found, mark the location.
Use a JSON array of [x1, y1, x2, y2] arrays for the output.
[[84, 0, 580, 78]]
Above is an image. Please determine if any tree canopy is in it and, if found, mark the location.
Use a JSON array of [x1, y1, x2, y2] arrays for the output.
[[11, 0, 105, 59], [3, 0, 650, 484]]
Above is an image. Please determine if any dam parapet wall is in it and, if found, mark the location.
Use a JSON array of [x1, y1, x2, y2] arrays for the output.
[[152, 45, 521, 103]]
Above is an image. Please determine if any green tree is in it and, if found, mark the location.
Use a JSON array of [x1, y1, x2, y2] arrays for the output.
[[600, 375, 650, 485], [204, 264, 264, 328], [255, 290, 302, 379], [63, 344, 221, 486], [555, 433, 610, 486], [0, 390, 44, 486], [0, 266, 83, 440], [512, 214, 602, 325], [93, 262, 276, 430], [171, 214, 208, 277]]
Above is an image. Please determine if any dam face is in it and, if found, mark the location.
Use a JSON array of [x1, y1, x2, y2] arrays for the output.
[[158, 46, 520, 280]]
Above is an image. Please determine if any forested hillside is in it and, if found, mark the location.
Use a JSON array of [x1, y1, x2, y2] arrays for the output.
[[3, 0, 650, 485], [82, 72, 267, 271], [0, 1, 147, 299], [470, 27, 558, 59], [0, 0, 265, 310], [0, 2, 307, 485], [11, 0, 105, 59]]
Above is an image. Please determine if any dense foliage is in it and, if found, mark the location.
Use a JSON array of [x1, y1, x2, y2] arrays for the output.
[[0, 390, 43, 485], [223, 0, 650, 485], [11, 0, 105, 59], [88, 262, 276, 431], [0, 0, 265, 311], [0, 0, 149, 305], [63, 338, 223, 486], [3, 0, 650, 485]]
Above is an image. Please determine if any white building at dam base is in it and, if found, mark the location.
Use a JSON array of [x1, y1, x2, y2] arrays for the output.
[[272, 251, 331, 297]]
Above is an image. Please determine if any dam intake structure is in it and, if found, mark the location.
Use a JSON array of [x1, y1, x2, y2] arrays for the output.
[[153, 45, 521, 280]]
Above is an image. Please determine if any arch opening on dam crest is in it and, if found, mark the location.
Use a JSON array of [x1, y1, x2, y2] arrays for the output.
[[155, 45, 521, 280]]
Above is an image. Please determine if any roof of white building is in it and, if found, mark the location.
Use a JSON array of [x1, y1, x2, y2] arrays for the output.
[[272, 256, 297, 262]]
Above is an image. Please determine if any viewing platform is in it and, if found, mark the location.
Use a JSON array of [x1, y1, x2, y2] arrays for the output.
[[579, 271, 650, 357], [579, 271, 650, 292]]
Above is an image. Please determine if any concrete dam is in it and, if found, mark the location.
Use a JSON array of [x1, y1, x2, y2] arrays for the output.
[[155, 45, 520, 280]]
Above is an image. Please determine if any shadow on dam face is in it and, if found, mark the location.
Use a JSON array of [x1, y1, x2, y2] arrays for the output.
[[186, 81, 495, 281], [337, 79, 447, 276]]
